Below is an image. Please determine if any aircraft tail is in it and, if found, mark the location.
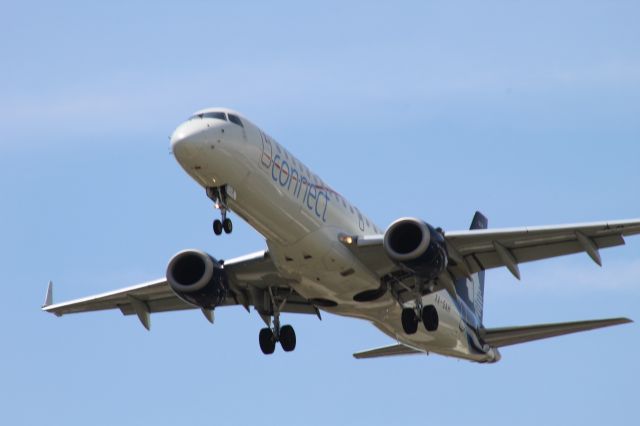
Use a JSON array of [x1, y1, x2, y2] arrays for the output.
[[455, 211, 488, 322]]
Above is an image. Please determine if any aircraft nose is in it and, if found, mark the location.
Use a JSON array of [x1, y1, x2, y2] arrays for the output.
[[170, 121, 207, 158]]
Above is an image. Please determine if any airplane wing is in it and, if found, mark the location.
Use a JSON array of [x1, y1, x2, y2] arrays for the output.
[[42, 250, 319, 329], [480, 318, 632, 347], [342, 218, 640, 280]]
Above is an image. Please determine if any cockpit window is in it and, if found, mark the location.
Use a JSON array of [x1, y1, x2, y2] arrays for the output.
[[228, 114, 244, 128], [191, 112, 227, 121]]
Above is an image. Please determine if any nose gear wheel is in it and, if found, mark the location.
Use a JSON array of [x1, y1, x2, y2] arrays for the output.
[[213, 219, 223, 235], [207, 186, 233, 236]]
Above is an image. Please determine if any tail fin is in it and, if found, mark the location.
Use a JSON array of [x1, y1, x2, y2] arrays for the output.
[[455, 211, 488, 322]]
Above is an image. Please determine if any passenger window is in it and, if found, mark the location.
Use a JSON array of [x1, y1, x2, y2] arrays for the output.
[[228, 114, 244, 127]]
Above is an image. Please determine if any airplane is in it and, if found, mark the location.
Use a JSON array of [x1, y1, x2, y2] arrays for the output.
[[42, 107, 640, 363]]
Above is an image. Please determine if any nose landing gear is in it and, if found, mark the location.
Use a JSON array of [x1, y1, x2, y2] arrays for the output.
[[207, 186, 233, 235], [213, 217, 232, 235]]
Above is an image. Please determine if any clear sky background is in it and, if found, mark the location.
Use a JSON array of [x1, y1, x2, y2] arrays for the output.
[[1, 1, 639, 425]]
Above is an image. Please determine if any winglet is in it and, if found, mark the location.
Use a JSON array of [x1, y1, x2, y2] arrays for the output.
[[42, 281, 53, 308]]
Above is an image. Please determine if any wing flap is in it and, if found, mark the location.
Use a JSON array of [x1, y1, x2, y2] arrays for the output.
[[353, 344, 423, 359], [446, 219, 640, 278], [43, 279, 179, 316], [467, 234, 625, 273], [481, 317, 633, 348]]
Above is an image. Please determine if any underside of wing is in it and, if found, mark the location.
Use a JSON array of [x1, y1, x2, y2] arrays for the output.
[[43, 250, 318, 329], [340, 218, 640, 282], [42, 278, 190, 317], [445, 218, 640, 279], [480, 318, 633, 348]]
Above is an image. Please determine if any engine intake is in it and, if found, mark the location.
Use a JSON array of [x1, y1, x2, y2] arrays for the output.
[[166, 249, 229, 309], [383, 217, 448, 281]]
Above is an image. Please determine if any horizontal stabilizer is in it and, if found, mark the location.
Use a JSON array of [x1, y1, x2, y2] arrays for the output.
[[353, 344, 422, 359], [481, 317, 632, 348]]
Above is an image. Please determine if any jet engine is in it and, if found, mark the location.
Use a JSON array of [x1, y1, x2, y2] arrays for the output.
[[383, 217, 448, 281], [166, 249, 229, 309]]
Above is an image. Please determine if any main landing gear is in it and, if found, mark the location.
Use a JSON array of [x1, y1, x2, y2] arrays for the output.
[[259, 323, 296, 355], [401, 304, 439, 335], [259, 288, 297, 355], [207, 186, 233, 236]]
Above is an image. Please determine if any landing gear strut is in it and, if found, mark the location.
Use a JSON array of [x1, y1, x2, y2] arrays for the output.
[[207, 186, 233, 235], [259, 288, 297, 354]]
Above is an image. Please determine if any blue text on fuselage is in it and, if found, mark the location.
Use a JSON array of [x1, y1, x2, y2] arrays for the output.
[[265, 152, 329, 222]]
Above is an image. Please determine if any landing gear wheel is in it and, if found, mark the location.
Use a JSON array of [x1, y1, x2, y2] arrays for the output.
[[223, 218, 233, 234], [401, 308, 419, 335], [279, 325, 296, 352], [259, 328, 276, 355], [422, 305, 439, 331], [213, 219, 223, 235]]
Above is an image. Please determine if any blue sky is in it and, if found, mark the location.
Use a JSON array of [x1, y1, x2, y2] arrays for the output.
[[1, 1, 639, 425]]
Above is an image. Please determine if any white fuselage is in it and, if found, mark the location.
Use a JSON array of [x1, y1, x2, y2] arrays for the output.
[[170, 108, 496, 362]]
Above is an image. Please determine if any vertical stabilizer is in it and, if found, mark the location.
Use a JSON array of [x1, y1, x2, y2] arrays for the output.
[[455, 212, 488, 322]]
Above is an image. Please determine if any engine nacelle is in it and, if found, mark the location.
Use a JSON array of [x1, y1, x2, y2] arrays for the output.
[[383, 217, 448, 281], [166, 249, 229, 309]]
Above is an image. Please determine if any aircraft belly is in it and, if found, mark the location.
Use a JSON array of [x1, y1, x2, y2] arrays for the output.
[[331, 289, 490, 362], [265, 226, 489, 360]]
